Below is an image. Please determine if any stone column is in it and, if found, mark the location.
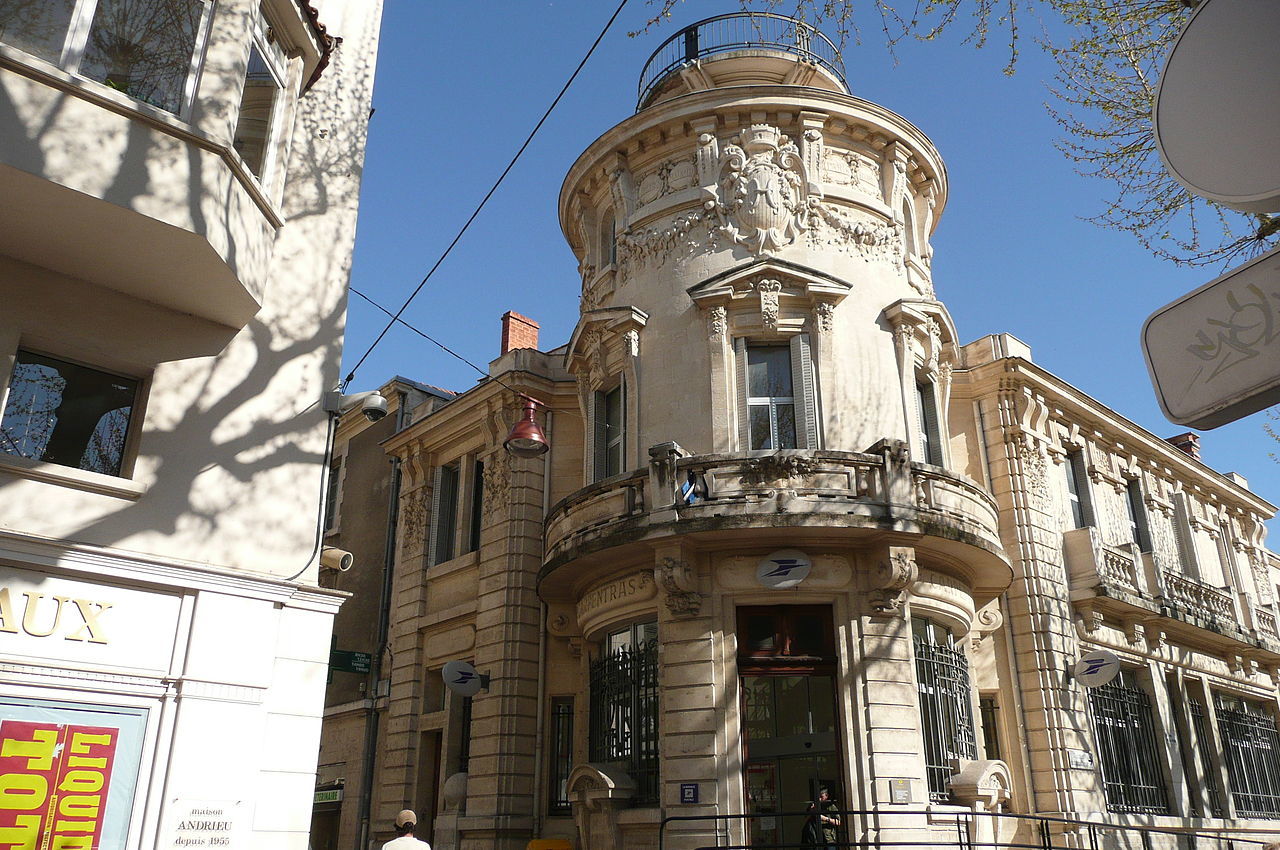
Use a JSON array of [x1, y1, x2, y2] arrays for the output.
[[462, 444, 546, 848], [654, 545, 722, 850]]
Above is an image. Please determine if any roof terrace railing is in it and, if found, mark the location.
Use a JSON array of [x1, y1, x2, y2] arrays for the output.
[[637, 12, 846, 111]]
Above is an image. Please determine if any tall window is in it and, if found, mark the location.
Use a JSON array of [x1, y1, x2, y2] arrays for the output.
[[1064, 450, 1094, 528], [1187, 695, 1225, 817], [589, 621, 658, 805], [916, 381, 942, 465], [429, 462, 459, 565], [913, 618, 977, 801], [592, 383, 625, 481], [467, 459, 484, 553], [1088, 667, 1169, 813], [0, 0, 212, 115], [231, 8, 287, 179], [1125, 478, 1153, 552], [1, 349, 139, 476], [746, 345, 796, 450], [1215, 693, 1280, 818], [548, 697, 574, 815]]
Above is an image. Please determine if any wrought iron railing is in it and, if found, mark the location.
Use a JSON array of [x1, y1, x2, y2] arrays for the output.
[[637, 13, 845, 109], [914, 638, 977, 801], [589, 637, 660, 804], [1215, 696, 1280, 818], [1188, 697, 1226, 817], [657, 808, 1274, 850], [1088, 673, 1170, 814]]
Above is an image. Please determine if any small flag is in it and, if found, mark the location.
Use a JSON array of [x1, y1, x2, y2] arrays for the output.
[[680, 472, 701, 505]]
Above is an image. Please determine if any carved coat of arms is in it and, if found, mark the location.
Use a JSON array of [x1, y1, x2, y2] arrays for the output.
[[716, 124, 811, 254]]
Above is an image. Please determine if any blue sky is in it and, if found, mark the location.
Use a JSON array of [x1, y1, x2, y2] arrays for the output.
[[343, 1, 1278, 524]]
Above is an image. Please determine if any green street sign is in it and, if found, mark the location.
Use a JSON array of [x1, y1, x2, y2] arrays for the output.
[[329, 649, 372, 674]]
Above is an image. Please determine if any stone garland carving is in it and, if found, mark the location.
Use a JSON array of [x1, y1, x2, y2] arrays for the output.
[[870, 546, 918, 615], [708, 305, 727, 338], [481, 451, 511, 518], [756, 278, 783, 330], [656, 557, 701, 616], [821, 148, 881, 196], [806, 204, 903, 263], [740, 453, 816, 485], [615, 210, 720, 269], [1014, 437, 1051, 512]]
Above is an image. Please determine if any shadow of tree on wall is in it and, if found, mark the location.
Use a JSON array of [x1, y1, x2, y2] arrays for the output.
[[0, 1, 383, 580]]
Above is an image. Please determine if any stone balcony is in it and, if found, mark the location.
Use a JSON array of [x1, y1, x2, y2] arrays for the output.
[[1063, 526, 1280, 658], [540, 440, 1010, 599]]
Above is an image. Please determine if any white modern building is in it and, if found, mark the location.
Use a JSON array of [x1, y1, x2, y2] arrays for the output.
[[0, 1, 382, 847]]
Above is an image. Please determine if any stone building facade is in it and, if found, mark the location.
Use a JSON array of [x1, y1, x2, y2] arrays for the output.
[[0, 1, 382, 848], [322, 15, 1280, 850]]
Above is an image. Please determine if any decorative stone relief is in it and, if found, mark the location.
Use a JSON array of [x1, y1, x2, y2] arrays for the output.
[[756, 278, 783, 330], [1014, 437, 1051, 511], [814, 301, 835, 334], [740, 453, 816, 485], [482, 451, 510, 518], [623, 329, 640, 358], [806, 204, 903, 263], [656, 556, 701, 616], [708, 305, 727, 338], [400, 490, 429, 556], [821, 148, 881, 196], [615, 210, 720, 270], [715, 124, 812, 255], [870, 546, 918, 615], [636, 156, 697, 206], [970, 603, 1004, 648]]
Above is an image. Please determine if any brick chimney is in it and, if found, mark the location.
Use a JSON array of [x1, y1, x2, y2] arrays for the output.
[[500, 311, 539, 355], [1165, 432, 1201, 460]]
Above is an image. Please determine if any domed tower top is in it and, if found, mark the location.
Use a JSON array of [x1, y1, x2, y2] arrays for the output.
[[637, 13, 849, 110]]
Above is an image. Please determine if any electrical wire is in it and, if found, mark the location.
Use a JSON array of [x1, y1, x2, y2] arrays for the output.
[[341, 0, 632, 390]]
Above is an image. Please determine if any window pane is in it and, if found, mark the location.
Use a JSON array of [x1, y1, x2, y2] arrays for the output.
[[748, 404, 772, 450], [232, 43, 281, 177], [1, 350, 137, 476], [79, 0, 205, 114], [775, 403, 796, 449], [747, 346, 792, 398], [0, 0, 76, 62]]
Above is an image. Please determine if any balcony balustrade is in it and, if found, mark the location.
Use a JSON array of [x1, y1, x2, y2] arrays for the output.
[[542, 441, 1009, 596]]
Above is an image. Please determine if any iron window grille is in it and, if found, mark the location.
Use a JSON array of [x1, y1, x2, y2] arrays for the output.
[[1215, 694, 1280, 818], [1088, 668, 1170, 814], [549, 697, 574, 815], [1188, 696, 1225, 817], [589, 626, 659, 805], [913, 619, 977, 801]]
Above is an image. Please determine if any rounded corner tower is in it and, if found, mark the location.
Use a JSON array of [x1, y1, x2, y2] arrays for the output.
[[544, 15, 1010, 850]]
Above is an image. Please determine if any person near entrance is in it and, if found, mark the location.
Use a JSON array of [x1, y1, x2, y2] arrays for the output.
[[383, 809, 431, 849], [802, 786, 840, 849]]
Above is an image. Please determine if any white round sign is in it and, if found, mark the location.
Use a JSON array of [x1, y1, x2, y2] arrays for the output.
[[442, 660, 484, 697], [1073, 650, 1121, 688], [756, 549, 812, 589], [1154, 0, 1280, 212]]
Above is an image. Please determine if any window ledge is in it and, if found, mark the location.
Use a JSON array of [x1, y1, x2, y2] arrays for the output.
[[0, 454, 146, 500], [0, 45, 284, 228], [428, 551, 479, 578]]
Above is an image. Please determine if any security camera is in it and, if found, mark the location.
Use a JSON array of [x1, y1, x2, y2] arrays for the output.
[[322, 390, 388, 423], [321, 546, 354, 572]]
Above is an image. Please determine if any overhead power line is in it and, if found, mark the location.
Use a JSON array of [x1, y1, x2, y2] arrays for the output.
[[342, 0, 632, 389]]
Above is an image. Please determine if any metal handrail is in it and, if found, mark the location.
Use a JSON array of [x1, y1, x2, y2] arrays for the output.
[[656, 807, 1275, 850], [637, 12, 845, 110]]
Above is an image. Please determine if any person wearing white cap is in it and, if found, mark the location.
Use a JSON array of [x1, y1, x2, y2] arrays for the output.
[[382, 809, 431, 849]]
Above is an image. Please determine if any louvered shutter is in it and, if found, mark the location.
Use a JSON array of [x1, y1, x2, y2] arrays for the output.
[[790, 333, 818, 449], [734, 338, 749, 450]]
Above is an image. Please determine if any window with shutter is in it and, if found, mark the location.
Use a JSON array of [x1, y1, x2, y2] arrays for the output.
[[1064, 450, 1094, 529], [429, 462, 459, 566], [916, 382, 942, 465]]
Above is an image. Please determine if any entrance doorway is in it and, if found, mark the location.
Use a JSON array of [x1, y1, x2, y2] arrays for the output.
[[738, 606, 843, 847]]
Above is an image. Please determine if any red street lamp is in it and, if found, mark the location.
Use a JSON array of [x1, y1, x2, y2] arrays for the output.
[[503, 397, 549, 458]]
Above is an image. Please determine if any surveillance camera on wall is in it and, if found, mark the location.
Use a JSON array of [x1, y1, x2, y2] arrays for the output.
[[322, 390, 388, 423], [321, 546, 354, 572]]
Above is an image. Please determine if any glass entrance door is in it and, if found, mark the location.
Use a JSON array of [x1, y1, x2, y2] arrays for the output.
[[738, 606, 843, 848]]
